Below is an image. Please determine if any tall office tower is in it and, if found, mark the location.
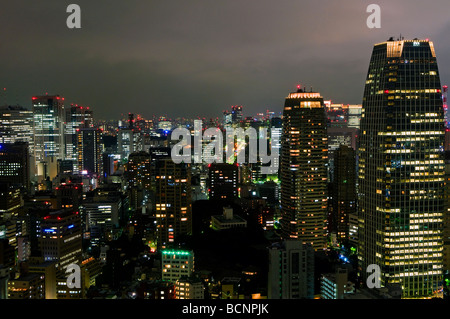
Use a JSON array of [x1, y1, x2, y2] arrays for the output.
[[126, 151, 152, 190], [280, 86, 328, 251], [39, 209, 82, 273], [77, 128, 103, 176], [118, 113, 143, 161], [0, 142, 30, 190], [153, 157, 192, 249], [103, 153, 117, 179], [267, 240, 314, 299], [231, 105, 243, 125], [126, 151, 152, 211], [268, 117, 283, 177], [65, 105, 94, 173], [32, 95, 65, 174], [32, 96, 64, 182], [0, 105, 33, 145], [0, 183, 23, 220], [208, 163, 238, 200], [330, 145, 356, 243], [0, 105, 34, 191], [358, 39, 445, 298]]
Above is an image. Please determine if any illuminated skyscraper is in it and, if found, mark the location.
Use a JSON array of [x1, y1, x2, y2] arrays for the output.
[[280, 86, 328, 251], [65, 105, 93, 173], [77, 128, 103, 176], [126, 151, 152, 211], [153, 157, 192, 249], [126, 151, 152, 190], [358, 39, 445, 298], [269, 117, 282, 177], [0, 106, 34, 178], [0, 105, 33, 145], [0, 142, 30, 190], [32, 95, 65, 178], [39, 209, 82, 274], [118, 113, 142, 160]]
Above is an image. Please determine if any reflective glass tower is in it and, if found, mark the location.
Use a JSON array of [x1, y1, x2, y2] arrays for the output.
[[280, 87, 328, 251], [32, 95, 65, 173], [358, 39, 445, 298]]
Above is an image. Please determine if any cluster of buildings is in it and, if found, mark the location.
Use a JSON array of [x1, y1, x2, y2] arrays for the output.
[[0, 37, 449, 300]]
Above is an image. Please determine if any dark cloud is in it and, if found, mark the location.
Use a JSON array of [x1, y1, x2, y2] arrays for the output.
[[1, 0, 450, 119]]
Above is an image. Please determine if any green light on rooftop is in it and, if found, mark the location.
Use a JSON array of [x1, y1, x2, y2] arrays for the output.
[[161, 250, 191, 256]]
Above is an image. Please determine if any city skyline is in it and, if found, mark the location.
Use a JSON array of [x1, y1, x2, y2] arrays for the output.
[[2, 1, 450, 306], [2, 1, 450, 120]]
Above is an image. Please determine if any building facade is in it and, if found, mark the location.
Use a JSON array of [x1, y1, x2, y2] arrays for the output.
[[267, 240, 314, 299], [280, 87, 328, 250], [358, 39, 445, 298], [32, 95, 65, 177], [153, 158, 192, 249], [161, 250, 194, 282]]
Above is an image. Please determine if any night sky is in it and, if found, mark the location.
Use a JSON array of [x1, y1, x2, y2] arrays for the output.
[[2, 0, 450, 119]]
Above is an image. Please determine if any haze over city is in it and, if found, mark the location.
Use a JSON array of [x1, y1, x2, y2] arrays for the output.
[[1, 0, 450, 119]]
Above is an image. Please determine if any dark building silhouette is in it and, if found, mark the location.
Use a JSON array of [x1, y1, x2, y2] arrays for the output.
[[0, 142, 30, 190], [208, 163, 238, 201], [330, 145, 356, 243]]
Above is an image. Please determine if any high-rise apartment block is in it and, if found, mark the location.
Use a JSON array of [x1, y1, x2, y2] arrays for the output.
[[280, 87, 328, 250]]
